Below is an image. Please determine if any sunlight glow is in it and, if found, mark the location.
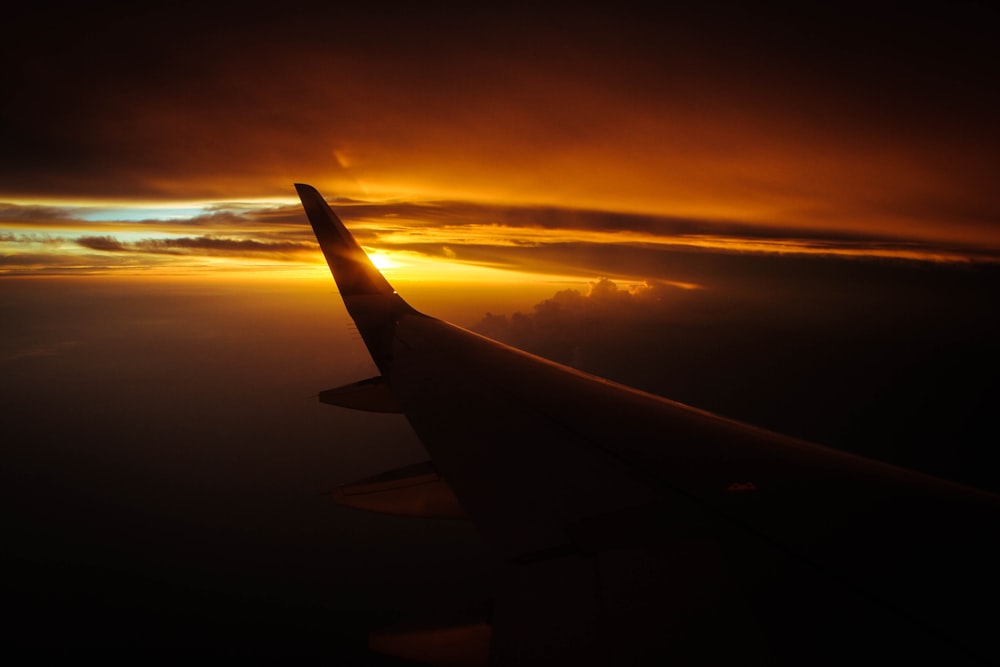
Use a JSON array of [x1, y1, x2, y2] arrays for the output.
[[345, 249, 586, 286], [4, 192, 994, 282], [365, 250, 399, 271]]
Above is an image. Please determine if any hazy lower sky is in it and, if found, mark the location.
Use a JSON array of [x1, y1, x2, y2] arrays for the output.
[[3, 2, 998, 659]]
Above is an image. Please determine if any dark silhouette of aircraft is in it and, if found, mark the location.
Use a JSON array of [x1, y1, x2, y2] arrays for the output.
[[296, 183, 998, 666]]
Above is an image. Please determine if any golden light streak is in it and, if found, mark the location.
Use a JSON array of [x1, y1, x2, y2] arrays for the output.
[[372, 224, 987, 264], [347, 248, 588, 286]]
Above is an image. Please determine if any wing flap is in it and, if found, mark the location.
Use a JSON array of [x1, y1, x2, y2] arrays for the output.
[[333, 461, 468, 519], [319, 375, 400, 413]]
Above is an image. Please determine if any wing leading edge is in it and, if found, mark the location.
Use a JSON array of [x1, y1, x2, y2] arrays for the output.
[[295, 184, 998, 665], [295, 183, 418, 374]]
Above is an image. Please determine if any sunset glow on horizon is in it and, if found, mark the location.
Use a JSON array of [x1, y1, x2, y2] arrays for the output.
[[4, 188, 996, 288], [2, 5, 997, 284]]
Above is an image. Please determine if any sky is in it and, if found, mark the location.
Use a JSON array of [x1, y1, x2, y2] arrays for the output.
[[2, 2, 999, 660]]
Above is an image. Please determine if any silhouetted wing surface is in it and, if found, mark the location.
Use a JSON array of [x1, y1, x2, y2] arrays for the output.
[[295, 184, 998, 665]]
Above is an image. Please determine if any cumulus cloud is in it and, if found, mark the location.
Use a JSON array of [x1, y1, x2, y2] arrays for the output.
[[472, 264, 1000, 493], [475, 278, 695, 367]]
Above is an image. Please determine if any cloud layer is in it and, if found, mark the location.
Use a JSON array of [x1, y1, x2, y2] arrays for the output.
[[4, 196, 997, 279], [2, 4, 998, 251]]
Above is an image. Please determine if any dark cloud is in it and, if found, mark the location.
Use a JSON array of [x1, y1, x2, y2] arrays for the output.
[[134, 236, 314, 256], [1, 2, 997, 255], [342, 200, 1000, 264], [9, 194, 995, 279], [73, 234, 315, 258], [76, 235, 128, 252], [0, 203, 77, 222], [472, 261, 1000, 495]]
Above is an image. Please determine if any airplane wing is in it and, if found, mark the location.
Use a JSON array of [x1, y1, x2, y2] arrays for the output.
[[295, 184, 998, 666]]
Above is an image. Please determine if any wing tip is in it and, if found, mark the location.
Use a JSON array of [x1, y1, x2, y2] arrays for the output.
[[294, 182, 322, 200]]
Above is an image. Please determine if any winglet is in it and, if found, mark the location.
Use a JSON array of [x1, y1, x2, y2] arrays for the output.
[[295, 184, 418, 374], [295, 183, 396, 297]]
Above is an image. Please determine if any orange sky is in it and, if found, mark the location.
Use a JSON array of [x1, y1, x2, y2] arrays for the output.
[[2, 3, 998, 281]]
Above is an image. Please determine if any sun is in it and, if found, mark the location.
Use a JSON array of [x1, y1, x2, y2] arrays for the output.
[[366, 250, 399, 271]]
